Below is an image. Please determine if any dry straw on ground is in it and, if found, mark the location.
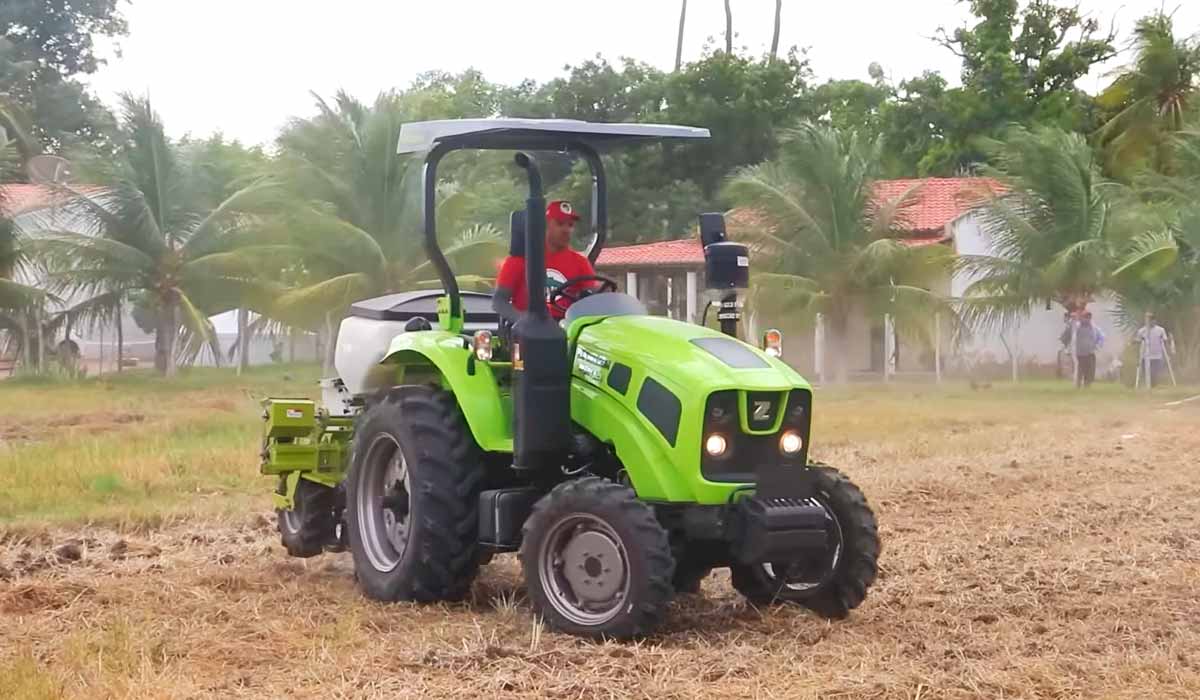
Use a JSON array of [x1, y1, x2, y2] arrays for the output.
[[1, 382, 1198, 698]]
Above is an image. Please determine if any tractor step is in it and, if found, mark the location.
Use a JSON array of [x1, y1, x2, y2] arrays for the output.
[[478, 487, 543, 550]]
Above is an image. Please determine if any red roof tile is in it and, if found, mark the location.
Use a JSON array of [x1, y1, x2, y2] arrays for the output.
[[596, 237, 705, 268], [596, 177, 1000, 268], [0, 184, 104, 216], [872, 177, 1001, 233]]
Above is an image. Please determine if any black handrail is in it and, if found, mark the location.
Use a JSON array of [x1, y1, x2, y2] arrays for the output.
[[421, 142, 460, 320], [418, 141, 608, 322], [574, 143, 608, 265]]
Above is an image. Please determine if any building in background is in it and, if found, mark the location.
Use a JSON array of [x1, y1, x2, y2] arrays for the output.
[[596, 178, 1128, 381]]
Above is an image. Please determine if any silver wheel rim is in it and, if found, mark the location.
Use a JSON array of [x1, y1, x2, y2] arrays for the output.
[[763, 495, 844, 592], [282, 508, 302, 534], [356, 433, 411, 572], [538, 513, 630, 627]]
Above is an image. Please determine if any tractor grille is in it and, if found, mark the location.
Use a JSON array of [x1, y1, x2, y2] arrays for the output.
[[700, 389, 812, 483]]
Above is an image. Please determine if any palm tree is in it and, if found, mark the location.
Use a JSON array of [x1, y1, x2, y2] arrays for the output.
[[270, 91, 507, 370], [770, 0, 782, 62], [1097, 12, 1200, 175], [675, 0, 688, 72], [1121, 126, 1200, 377], [31, 94, 281, 376], [0, 100, 53, 372], [958, 125, 1178, 335], [724, 122, 956, 383], [724, 0, 734, 55]]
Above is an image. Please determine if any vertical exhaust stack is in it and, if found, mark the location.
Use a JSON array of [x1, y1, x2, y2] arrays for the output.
[[699, 213, 749, 338], [511, 152, 571, 472]]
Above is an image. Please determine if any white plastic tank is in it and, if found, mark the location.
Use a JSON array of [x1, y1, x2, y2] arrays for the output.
[[334, 315, 411, 396]]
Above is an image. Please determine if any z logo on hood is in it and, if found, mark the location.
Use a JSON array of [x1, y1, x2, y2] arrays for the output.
[[752, 400, 772, 422]]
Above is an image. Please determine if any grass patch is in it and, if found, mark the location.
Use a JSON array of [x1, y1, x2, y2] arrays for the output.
[[0, 652, 63, 700], [0, 364, 320, 527], [0, 364, 1194, 528], [0, 371, 1197, 697]]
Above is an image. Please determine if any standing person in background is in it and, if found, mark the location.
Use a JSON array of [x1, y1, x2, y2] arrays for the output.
[[1135, 311, 1171, 387], [1061, 311, 1104, 387]]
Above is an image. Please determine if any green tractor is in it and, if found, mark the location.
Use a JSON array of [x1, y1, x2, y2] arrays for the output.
[[260, 119, 880, 639]]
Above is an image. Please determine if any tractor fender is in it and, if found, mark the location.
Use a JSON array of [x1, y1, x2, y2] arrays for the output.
[[378, 331, 513, 453]]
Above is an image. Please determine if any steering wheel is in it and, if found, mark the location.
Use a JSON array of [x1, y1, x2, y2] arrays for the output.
[[548, 275, 619, 314]]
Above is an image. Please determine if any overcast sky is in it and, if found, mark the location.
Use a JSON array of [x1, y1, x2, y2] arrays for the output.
[[86, 0, 1199, 147]]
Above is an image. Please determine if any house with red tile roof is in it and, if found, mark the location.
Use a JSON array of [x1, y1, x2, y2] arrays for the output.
[[596, 177, 1127, 381]]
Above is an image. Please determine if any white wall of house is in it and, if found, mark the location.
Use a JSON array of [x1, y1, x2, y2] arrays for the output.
[[751, 211, 1131, 382], [949, 214, 1127, 372]]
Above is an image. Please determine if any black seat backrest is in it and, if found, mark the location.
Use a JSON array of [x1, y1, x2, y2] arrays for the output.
[[509, 209, 526, 257]]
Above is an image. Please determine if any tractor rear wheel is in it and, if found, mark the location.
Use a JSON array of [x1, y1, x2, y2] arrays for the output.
[[346, 386, 483, 602], [277, 478, 336, 558], [731, 465, 879, 618], [521, 477, 675, 639]]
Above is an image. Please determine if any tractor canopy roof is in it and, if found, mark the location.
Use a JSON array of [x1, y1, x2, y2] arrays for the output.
[[396, 118, 710, 154]]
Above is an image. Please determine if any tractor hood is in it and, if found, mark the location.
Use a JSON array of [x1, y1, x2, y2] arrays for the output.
[[573, 315, 809, 395]]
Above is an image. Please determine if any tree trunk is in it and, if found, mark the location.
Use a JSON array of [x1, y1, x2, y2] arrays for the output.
[[34, 306, 43, 373], [236, 307, 249, 375], [770, 0, 782, 61], [826, 311, 851, 384], [323, 312, 337, 376], [155, 301, 178, 377], [21, 311, 31, 371], [674, 0, 688, 72], [724, 0, 733, 54], [116, 298, 124, 373]]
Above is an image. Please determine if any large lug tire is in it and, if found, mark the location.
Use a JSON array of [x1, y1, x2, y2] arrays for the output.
[[277, 478, 336, 558], [520, 477, 675, 640], [346, 386, 484, 602], [731, 465, 880, 618]]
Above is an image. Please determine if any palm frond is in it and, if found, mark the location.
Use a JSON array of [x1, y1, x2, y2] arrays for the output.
[[175, 290, 223, 366], [182, 177, 287, 257], [54, 290, 124, 337], [271, 272, 374, 326], [1112, 228, 1179, 281]]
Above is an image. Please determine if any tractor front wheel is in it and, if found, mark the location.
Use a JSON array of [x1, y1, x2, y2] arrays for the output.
[[521, 477, 675, 640], [345, 386, 483, 602], [731, 465, 879, 618]]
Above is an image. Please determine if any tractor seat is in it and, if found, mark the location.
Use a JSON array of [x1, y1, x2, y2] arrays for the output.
[[348, 289, 499, 331]]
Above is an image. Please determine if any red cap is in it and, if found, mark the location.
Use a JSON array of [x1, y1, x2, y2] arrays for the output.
[[546, 200, 580, 223]]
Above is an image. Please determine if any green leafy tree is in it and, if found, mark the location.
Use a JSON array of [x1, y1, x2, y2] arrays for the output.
[[0, 1, 126, 151], [725, 122, 956, 383], [912, 0, 1115, 174], [1120, 126, 1200, 377], [661, 49, 813, 198], [1097, 12, 1200, 176], [271, 91, 507, 369], [877, 71, 957, 176], [0, 100, 52, 368], [31, 95, 281, 376], [957, 125, 1177, 334]]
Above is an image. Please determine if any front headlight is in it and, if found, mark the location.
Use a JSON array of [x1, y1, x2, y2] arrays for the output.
[[473, 330, 493, 361], [704, 433, 729, 457], [779, 429, 803, 456]]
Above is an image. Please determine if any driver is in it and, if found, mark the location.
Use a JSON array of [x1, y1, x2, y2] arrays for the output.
[[493, 200, 596, 323]]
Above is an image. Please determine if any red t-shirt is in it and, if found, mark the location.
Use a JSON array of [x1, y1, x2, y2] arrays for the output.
[[496, 248, 595, 319]]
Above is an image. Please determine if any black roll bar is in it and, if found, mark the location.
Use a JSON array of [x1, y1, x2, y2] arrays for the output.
[[421, 141, 461, 319], [419, 141, 608, 323]]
